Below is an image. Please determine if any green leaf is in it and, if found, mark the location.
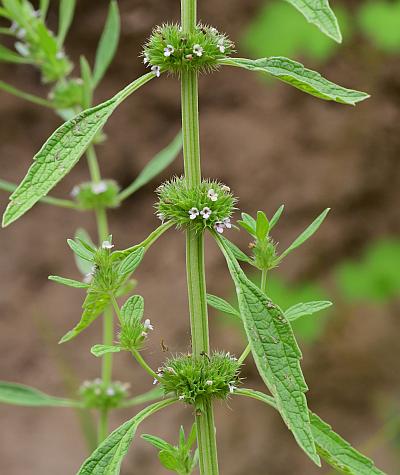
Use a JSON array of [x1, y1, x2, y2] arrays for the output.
[[74, 228, 96, 275], [256, 211, 269, 241], [159, 450, 181, 471], [78, 398, 176, 475], [220, 57, 369, 105], [215, 234, 320, 466], [48, 275, 89, 289], [93, 0, 120, 87], [118, 247, 145, 276], [58, 0, 76, 46], [222, 237, 253, 264], [121, 295, 144, 324], [91, 344, 121, 357], [0, 381, 78, 407], [206, 294, 241, 320], [278, 208, 330, 261], [2, 72, 154, 227], [237, 220, 256, 237], [284, 0, 342, 43], [269, 204, 284, 229], [59, 290, 110, 343], [285, 300, 333, 321], [80, 55, 93, 109], [241, 212, 256, 231], [40, 0, 50, 18], [237, 388, 387, 475], [0, 44, 31, 64], [67, 238, 94, 262], [119, 132, 182, 201], [141, 434, 172, 452]]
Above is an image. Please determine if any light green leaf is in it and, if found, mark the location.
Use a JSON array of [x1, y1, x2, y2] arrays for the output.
[[278, 208, 330, 261], [221, 237, 253, 264], [269, 204, 284, 229], [40, 0, 50, 18], [241, 212, 256, 231], [215, 234, 320, 466], [78, 398, 176, 475], [118, 247, 145, 276], [80, 55, 93, 109], [237, 388, 387, 475], [206, 294, 241, 319], [59, 290, 110, 343], [93, 0, 120, 87], [58, 0, 76, 46], [284, 0, 342, 42], [159, 450, 181, 471], [121, 295, 144, 324], [256, 211, 269, 241], [67, 238, 94, 262], [141, 434, 172, 452], [74, 228, 96, 275], [48, 275, 89, 289], [119, 132, 182, 201], [2, 72, 154, 227], [0, 381, 78, 407], [220, 57, 369, 105], [0, 44, 31, 64], [91, 344, 121, 357], [285, 300, 333, 321], [237, 220, 256, 236]]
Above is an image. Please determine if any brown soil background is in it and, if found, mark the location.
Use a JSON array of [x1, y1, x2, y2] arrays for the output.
[[1, 1, 400, 474]]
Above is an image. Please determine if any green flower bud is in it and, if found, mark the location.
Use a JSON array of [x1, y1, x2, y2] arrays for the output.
[[71, 180, 121, 210]]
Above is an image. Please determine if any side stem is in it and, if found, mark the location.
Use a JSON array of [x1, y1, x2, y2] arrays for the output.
[[181, 1, 219, 473]]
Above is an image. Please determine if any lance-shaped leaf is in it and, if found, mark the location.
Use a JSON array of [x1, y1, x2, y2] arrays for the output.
[[269, 204, 284, 229], [78, 398, 176, 475], [219, 57, 370, 105], [284, 0, 342, 43], [2, 73, 154, 227], [91, 344, 121, 357], [59, 290, 110, 343], [118, 247, 145, 276], [215, 234, 320, 466], [237, 389, 387, 475], [0, 381, 79, 407], [206, 294, 241, 320], [58, 0, 76, 46], [0, 44, 32, 64], [285, 301, 333, 321], [48, 275, 90, 289]]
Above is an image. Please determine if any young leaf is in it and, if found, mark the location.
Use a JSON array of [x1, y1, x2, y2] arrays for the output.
[[93, 0, 120, 87], [278, 208, 330, 261], [220, 57, 370, 105], [121, 295, 144, 324], [78, 398, 176, 475], [118, 132, 183, 201], [67, 238, 94, 262], [237, 220, 256, 237], [241, 212, 256, 231], [59, 291, 110, 343], [221, 237, 253, 264], [215, 234, 320, 466], [48, 275, 90, 289], [141, 434, 172, 452], [40, 0, 50, 18], [74, 228, 96, 275], [158, 450, 181, 472], [2, 72, 154, 227], [0, 44, 31, 64], [284, 0, 342, 43], [91, 344, 121, 357], [0, 381, 78, 407], [206, 294, 241, 320], [256, 211, 269, 241], [285, 301, 333, 321], [80, 55, 93, 109], [118, 247, 145, 276], [58, 0, 76, 46], [269, 204, 284, 230]]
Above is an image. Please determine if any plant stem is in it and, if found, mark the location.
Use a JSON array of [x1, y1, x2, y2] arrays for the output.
[[181, 1, 219, 473], [131, 349, 159, 381]]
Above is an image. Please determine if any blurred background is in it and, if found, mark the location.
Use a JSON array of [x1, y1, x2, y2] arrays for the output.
[[0, 0, 399, 473]]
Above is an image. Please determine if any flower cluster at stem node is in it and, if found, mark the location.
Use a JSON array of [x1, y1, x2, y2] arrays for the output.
[[70, 180, 121, 210], [79, 379, 130, 409]]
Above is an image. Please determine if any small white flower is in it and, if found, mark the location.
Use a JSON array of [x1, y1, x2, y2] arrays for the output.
[[94, 378, 102, 385], [106, 387, 116, 396], [141, 331, 148, 338], [179, 395, 185, 400], [70, 185, 80, 197], [56, 51, 66, 60], [223, 217, 232, 229], [210, 27, 218, 34], [228, 383, 237, 393], [206, 380, 213, 386], [193, 44, 204, 57], [83, 273, 93, 284], [143, 54, 149, 65], [92, 181, 107, 194], [102, 240, 114, 250], [144, 318, 154, 331], [156, 212, 165, 223], [153, 378, 159, 385], [163, 44, 174, 57], [15, 42, 29, 57], [16, 28, 26, 39], [217, 39, 225, 53], [200, 207, 212, 220], [189, 207, 200, 220], [214, 221, 225, 234], [151, 65, 161, 77], [207, 189, 218, 202]]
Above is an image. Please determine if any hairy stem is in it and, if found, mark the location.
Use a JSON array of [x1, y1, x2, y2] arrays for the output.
[[181, 1, 219, 473]]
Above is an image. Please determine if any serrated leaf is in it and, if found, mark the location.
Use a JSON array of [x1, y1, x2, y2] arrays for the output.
[[0, 381, 78, 407], [284, 0, 342, 43], [67, 238, 94, 262], [92, 0, 120, 87], [279, 208, 330, 261], [269, 204, 284, 229], [58, 0, 76, 46], [48, 275, 89, 289], [285, 301, 332, 321], [2, 73, 154, 227], [0, 44, 31, 64], [141, 434, 172, 452], [78, 398, 176, 475], [59, 291, 110, 343], [118, 247, 145, 276], [220, 57, 369, 105], [91, 344, 121, 357], [256, 211, 269, 241], [121, 295, 144, 325], [206, 294, 241, 320], [215, 234, 320, 466], [119, 132, 182, 201]]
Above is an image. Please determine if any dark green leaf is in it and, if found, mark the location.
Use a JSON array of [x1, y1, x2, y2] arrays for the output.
[[0, 381, 78, 407], [48, 275, 89, 289], [121, 295, 144, 324], [206, 294, 241, 319]]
